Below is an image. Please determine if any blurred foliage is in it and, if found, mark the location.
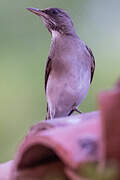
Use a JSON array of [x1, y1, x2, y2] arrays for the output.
[[0, 0, 120, 162], [78, 162, 118, 180]]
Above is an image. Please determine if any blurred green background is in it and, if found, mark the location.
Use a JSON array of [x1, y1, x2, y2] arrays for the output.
[[0, 0, 120, 162]]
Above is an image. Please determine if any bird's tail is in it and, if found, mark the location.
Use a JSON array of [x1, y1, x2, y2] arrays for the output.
[[45, 104, 50, 120]]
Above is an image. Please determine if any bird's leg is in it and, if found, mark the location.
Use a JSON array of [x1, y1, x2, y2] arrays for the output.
[[73, 108, 82, 114], [68, 108, 82, 116], [68, 109, 74, 116]]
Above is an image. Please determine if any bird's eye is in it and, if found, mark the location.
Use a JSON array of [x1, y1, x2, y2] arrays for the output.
[[51, 9, 59, 15]]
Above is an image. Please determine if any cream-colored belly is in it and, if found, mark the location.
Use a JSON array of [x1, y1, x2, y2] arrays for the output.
[[46, 68, 91, 118]]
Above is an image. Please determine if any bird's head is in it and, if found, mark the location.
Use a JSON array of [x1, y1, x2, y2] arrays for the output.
[[27, 7, 75, 36]]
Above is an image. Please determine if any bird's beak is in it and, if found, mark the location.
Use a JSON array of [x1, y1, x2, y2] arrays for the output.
[[26, 8, 45, 17], [27, 7, 57, 29]]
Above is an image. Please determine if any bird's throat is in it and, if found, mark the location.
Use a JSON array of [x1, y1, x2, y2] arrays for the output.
[[52, 30, 60, 40]]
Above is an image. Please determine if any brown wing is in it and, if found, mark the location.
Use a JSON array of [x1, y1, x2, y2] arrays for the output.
[[45, 56, 52, 92], [45, 57, 52, 119], [85, 45, 95, 83]]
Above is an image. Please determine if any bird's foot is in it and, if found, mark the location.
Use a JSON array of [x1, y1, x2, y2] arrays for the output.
[[73, 108, 82, 114], [68, 108, 82, 116]]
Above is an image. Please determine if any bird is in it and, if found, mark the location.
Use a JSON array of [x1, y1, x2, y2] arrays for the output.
[[27, 7, 95, 120]]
